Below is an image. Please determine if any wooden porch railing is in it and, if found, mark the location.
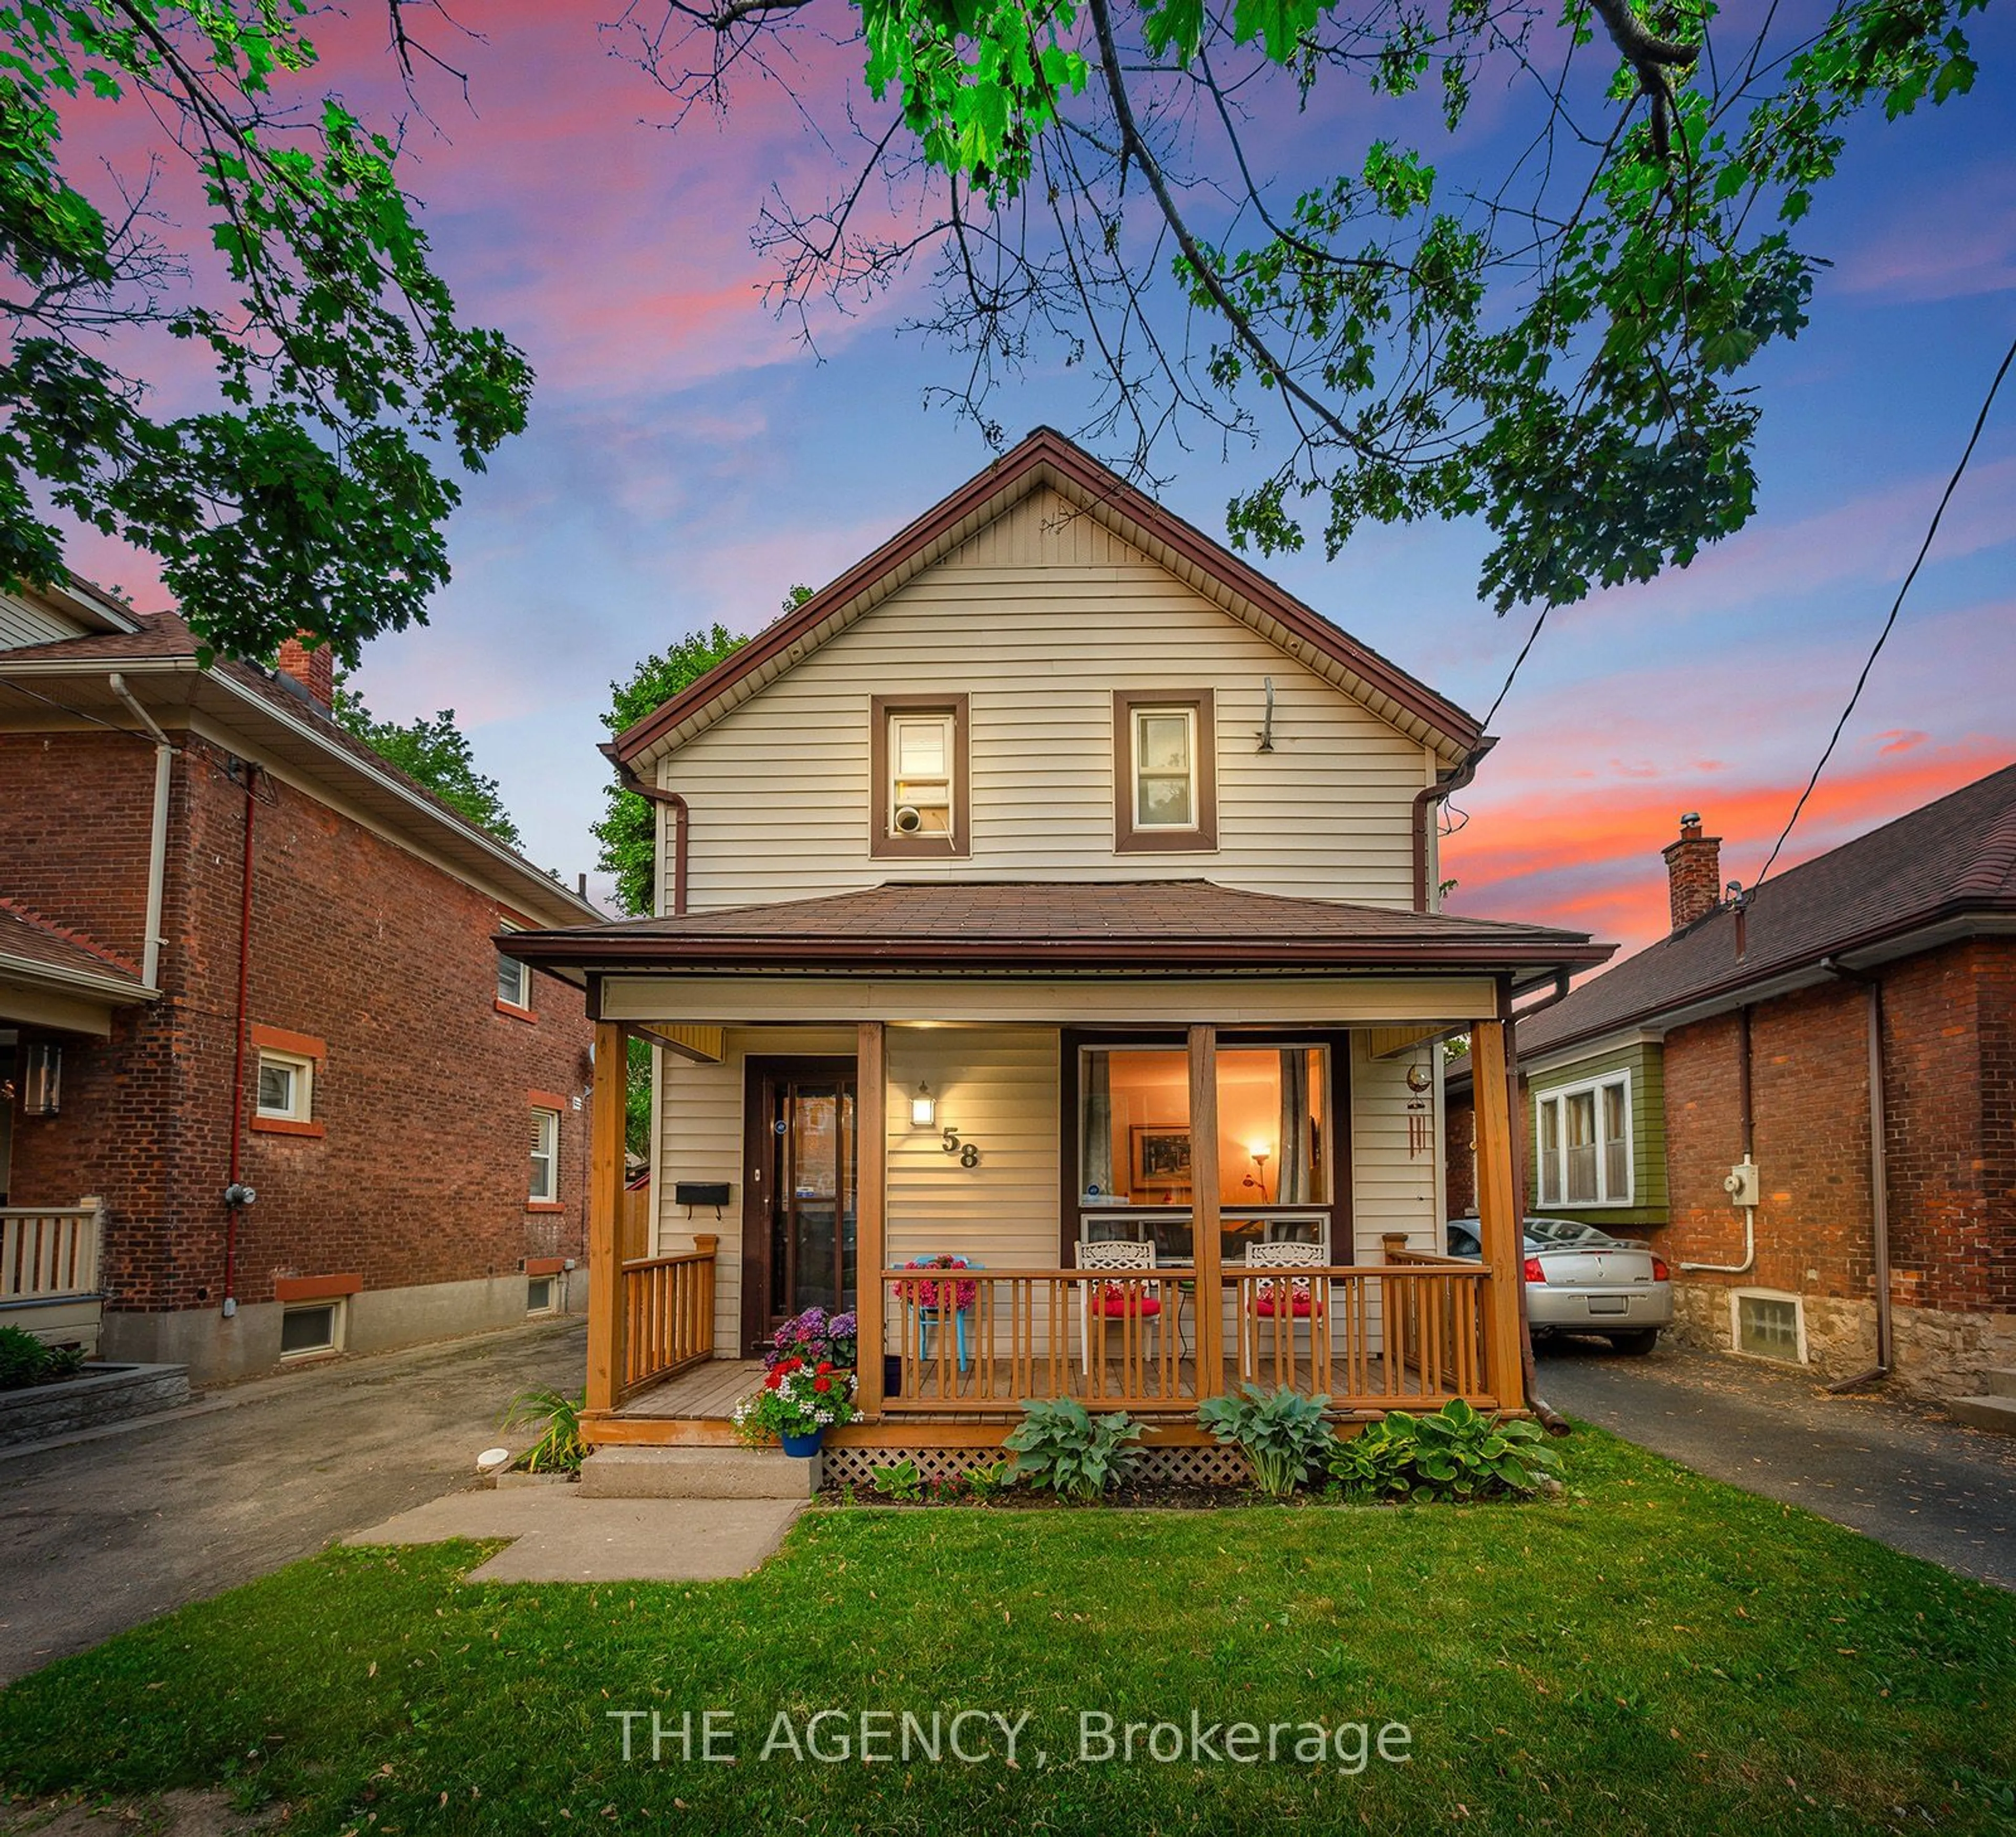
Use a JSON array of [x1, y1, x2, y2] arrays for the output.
[[0, 1199, 104, 1307], [878, 1262, 1497, 1415], [1379, 1235, 1493, 1398], [619, 1235, 716, 1396]]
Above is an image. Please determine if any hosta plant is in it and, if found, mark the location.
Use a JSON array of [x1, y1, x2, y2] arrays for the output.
[[1325, 1398, 1561, 1504], [1196, 1383, 1334, 1498], [1003, 1398, 1143, 1501]]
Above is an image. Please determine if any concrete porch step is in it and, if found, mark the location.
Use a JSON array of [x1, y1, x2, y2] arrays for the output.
[[1978, 1367, 2016, 1400], [1946, 1393, 2016, 1436], [580, 1445, 820, 1499]]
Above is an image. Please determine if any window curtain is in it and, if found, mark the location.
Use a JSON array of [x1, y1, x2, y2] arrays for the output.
[[1079, 1052, 1112, 1201], [1275, 1049, 1311, 1204]]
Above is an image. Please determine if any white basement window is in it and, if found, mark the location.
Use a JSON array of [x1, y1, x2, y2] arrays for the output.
[[1734, 1292, 1804, 1363], [280, 1300, 343, 1359]]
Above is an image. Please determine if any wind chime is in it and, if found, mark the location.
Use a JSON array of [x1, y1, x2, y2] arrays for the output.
[[1405, 1063, 1433, 1159]]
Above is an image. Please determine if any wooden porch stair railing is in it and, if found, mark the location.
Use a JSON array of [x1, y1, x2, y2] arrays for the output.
[[618, 1235, 717, 1397]]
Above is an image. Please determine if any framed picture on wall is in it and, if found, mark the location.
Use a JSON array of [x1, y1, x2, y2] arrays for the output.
[[1130, 1126, 1193, 1195]]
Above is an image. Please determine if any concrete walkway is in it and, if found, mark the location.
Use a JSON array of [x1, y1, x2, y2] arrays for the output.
[[0, 1318, 588, 1683], [345, 1489, 804, 1581], [1536, 1338, 2016, 1589]]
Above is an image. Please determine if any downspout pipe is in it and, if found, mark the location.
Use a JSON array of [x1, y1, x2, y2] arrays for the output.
[[1412, 738, 1496, 913], [108, 675, 173, 990], [1500, 974, 1576, 1435], [600, 743, 688, 917], [223, 761, 258, 1316], [1681, 1004, 1758, 1276], [1821, 957, 1893, 1390]]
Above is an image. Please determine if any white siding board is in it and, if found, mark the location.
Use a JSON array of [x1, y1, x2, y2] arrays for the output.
[[662, 489, 1433, 911], [0, 593, 89, 650]]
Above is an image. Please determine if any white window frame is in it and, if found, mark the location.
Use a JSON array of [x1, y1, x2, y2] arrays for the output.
[[255, 1048, 315, 1124], [1729, 1288, 1808, 1364], [279, 1298, 345, 1360], [887, 710, 957, 841], [527, 1274, 559, 1316], [1533, 1069, 1634, 1208], [529, 1106, 560, 1203], [497, 936, 532, 1012], [1130, 705, 1199, 833]]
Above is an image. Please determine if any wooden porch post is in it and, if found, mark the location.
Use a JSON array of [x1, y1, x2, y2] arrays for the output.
[[855, 1020, 887, 1419], [1470, 1017, 1528, 1408], [586, 1018, 629, 1415], [1188, 1024, 1223, 1394]]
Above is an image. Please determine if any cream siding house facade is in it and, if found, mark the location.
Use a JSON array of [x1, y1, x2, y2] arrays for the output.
[[511, 430, 1609, 1460]]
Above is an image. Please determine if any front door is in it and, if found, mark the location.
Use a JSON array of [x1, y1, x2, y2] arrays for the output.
[[741, 1057, 857, 1355]]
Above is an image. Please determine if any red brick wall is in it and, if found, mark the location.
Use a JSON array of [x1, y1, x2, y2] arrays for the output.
[[1655, 939, 2013, 1325], [0, 731, 158, 971], [4, 729, 593, 1320]]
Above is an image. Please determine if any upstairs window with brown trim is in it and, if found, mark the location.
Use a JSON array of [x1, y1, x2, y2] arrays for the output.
[[1114, 690, 1217, 852], [870, 694, 970, 858]]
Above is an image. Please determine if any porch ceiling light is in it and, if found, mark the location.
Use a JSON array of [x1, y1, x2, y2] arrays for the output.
[[910, 1082, 937, 1128]]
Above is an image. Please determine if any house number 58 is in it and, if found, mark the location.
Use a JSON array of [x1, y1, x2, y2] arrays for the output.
[[941, 1127, 981, 1168]]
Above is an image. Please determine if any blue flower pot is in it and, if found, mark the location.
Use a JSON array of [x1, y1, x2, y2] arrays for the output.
[[780, 1431, 824, 1458]]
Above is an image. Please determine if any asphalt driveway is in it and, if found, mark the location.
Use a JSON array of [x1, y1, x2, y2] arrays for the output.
[[0, 1317, 587, 1683], [1537, 1336, 2016, 1589]]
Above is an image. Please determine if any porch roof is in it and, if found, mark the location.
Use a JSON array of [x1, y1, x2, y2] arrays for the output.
[[503, 878, 1611, 981]]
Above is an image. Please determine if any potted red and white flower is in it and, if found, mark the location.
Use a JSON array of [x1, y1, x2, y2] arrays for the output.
[[733, 1356, 857, 1456]]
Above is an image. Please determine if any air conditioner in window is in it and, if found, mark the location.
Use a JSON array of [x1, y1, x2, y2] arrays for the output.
[[894, 805, 924, 834]]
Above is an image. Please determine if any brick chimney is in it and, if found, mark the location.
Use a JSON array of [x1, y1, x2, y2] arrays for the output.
[[1662, 812, 1722, 932], [275, 634, 334, 709]]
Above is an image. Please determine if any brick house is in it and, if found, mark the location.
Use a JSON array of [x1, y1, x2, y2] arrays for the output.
[[1447, 766, 2016, 1402], [0, 579, 598, 1381]]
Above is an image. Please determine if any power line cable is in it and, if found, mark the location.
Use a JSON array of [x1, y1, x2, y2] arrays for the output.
[[1753, 324, 2016, 891]]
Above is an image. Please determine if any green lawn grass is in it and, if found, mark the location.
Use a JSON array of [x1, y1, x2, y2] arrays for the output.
[[2, 1429, 2011, 1836]]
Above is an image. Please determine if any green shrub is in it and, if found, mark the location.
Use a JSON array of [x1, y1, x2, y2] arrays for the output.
[[1325, 1398, 1561, 1503], [868, 1456, 924, 1503], [499, 1387, 590, 1474], [1195, 1383, 1333, 1497], [963, 1457, 1017, 1502], [1003, 1398, 1143, 1500], [0, 1326, 84, 1392]]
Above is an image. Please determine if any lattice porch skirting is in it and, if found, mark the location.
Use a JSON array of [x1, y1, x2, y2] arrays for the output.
[[821, 1441, 1255, 1492]]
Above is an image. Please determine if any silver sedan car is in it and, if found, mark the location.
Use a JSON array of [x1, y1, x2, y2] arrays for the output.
[[1445, 1215, 1673, 1354]]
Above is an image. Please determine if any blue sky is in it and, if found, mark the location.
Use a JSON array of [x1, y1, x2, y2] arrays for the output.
[[68, 4, 2016, 956]]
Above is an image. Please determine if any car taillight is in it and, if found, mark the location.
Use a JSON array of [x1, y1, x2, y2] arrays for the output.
[[1651, 1256, 1670, 1281], [1522, 1255, 1546, 1284]]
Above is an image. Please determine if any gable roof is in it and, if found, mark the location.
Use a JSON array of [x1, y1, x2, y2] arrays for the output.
[[505, 877, 1608, 983], [612, 428, 1487, 770], [1514, 762, 2016, 1062], [0, 612, 600, 929]]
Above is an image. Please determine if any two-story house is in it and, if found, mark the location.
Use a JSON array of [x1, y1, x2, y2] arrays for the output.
[[1, 579, 599, 1380], [507, 430, 1610, 1477]]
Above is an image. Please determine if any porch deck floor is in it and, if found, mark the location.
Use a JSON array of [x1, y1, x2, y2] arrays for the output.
[[616, 1355, 1454, 1422]]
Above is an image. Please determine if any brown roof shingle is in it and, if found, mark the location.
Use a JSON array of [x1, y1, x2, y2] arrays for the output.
[[1515, 761, 2016, 1058], [0, 898, 145, 988], [506, 878, 1609, 977]]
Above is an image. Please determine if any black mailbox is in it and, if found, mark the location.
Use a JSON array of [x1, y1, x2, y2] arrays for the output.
[[674, 1181, 731, 1210]]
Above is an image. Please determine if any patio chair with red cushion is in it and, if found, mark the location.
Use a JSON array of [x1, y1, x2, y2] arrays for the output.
[[1074, 1238, 1162, 1376]]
